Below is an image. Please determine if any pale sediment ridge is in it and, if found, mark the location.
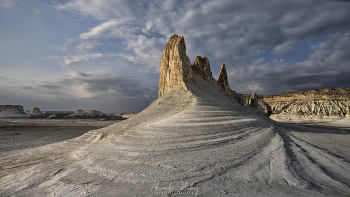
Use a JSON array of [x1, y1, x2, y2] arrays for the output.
[[0, 73, 349, 196]]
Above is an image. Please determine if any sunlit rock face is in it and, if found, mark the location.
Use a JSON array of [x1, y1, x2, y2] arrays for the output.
[[158, 34, 192, 98]]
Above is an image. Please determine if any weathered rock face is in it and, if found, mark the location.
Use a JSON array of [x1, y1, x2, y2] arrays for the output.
[[158, 35, 350, 120], [217, 64, 230, 93], [258, 88, 350, 117], [191, 58, 239, 102], [158, 35, 241, 103], [0, 105, 26, 117], [247, 93, 258, 108], [0, 105, 25, 114], [192, 56, 212, 81], [158, 34, 192, 98], [30, 107, 41, 114]]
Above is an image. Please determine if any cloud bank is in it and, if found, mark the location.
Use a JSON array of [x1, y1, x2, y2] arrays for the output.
[[58, 0, 350, 95]]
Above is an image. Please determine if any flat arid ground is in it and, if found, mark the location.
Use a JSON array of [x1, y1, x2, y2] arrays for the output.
[[0, 74, 349, 196], [0, 120, 118, 153]]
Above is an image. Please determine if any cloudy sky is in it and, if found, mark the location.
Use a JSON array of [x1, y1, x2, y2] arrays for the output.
[[1, 0, 350, 113]]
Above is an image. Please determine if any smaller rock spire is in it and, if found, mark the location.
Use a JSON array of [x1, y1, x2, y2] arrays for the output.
[[217, 64, 229, 92], [192, 56, 213, 80]]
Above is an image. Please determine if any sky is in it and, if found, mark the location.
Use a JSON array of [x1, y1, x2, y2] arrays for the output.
[[1, 0, 350, 113]]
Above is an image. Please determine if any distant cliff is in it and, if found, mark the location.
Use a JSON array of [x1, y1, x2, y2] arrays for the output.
[[28, 108, 127, 120], [0, 105, 26, 118], [257, 88, 350, 118]]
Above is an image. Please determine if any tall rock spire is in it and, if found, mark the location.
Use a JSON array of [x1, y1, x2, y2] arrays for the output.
[[158, 34, 192, 98]]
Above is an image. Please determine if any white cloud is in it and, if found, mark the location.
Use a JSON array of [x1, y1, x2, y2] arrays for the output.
[[56, 38, 75, 52], [273, 41, 294, 56], [79, 18, 135, 39], [42, 56, 60, 60], [76, 41, 101, 51], [0, 0, 19, 9], [63, 53, 116, 67], [121, 35, 167, 72], [56, 0, 143, 20]]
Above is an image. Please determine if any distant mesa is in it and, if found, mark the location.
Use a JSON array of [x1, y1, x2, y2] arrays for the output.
[[258, 88, 350, 120], [0, 105, 26, 118], [0, 106, 136, 120], [30, 107, 41, 114], [27, 109, 128, 120]]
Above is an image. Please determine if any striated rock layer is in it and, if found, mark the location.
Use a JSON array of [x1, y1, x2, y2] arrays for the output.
[[1, 35, 350, 196], [258, 88, 350, 119]]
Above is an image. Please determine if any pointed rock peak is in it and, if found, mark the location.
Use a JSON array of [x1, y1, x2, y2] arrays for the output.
[[192, 56, 212, 80], [247, 93, 258, 107], [167, 34, 186, 53], [158, 34, 192, 98], [217, 64, 229, 91]]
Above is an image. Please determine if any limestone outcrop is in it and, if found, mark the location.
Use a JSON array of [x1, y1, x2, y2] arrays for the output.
[[0, 105, 26, 117], [158, 35, 192, 98], [191, 56, 239, 102], [217, 64, 230, 92], [247, 93, 258, 108], [158, 35, 254, 107], [157, 35, 350, 119], [258, 88, 350, 118], [192, 56, 212, 81], [30, 107, 41, 114]]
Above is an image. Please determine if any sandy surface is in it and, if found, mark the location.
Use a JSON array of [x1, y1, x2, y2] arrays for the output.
[[0, 74, 349, 196], [0, 120, 117, 153]]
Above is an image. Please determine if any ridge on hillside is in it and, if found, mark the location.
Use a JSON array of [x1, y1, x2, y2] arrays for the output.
[[260, 87, 350, 98]]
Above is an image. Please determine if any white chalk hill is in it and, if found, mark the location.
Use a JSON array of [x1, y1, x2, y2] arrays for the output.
[[1, 35, 350, 196]]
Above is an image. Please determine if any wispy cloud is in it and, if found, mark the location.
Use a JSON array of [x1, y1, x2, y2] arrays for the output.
[[42, 56, 60, 60], [63, 53, 116, 67], [56, 0, 143, 20], [79, 18, 135, 39], [0, 0, 19, 9], [56, 38, 75, 52], [76, 41, 101, 52]]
